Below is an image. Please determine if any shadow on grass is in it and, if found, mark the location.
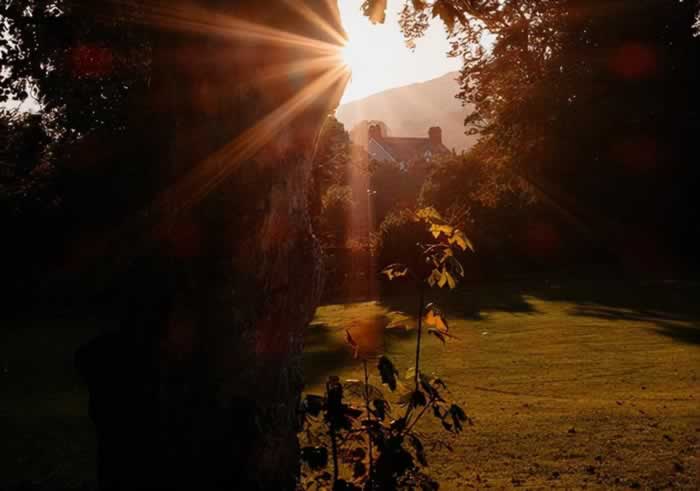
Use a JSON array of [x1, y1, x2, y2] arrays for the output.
[[526, 279, 700, 322], [571, 305, 700, 345], [519, 277, 700, 346], [377, 282, 539, 322]]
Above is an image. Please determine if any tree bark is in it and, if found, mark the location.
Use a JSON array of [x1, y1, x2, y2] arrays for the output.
[[76, 1, 347, 489]]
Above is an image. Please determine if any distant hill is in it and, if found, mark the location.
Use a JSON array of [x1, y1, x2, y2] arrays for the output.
[[336, 72, 477, 152]]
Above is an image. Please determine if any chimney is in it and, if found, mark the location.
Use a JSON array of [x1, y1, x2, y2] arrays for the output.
[[428, 126, 442, 146], [368, 124, 382, 141]]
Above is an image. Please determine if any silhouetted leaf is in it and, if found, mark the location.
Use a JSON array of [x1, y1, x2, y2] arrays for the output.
[[428, 328, 446, 343], [449, 404, 471, 433], [377, 355, 399, 391], [302, 394, 325, 417], [372, 399, 388, 420], [390, 417, 407, 432], [447, 256, 465, 278], [433, 378, 448, 390], [353, 461, 367, 480], [333, 478, 362, 491], [301, 446, 328, 470], [408, 434, 428, 466], [431, 1, 466, 33], [344, 405, 363, 420], [410, 389, 427, 408], [419, 373, 439, 399]]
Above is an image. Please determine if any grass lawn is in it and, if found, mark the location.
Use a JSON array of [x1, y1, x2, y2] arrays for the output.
[[304, 279, 700, 489], [1, 278, 698, 489]]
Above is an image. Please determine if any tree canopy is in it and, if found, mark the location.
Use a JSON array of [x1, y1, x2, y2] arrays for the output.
[[362, 0, 700, 268]]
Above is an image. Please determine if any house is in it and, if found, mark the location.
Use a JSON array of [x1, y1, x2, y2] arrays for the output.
[[366, 124, 451, 170]]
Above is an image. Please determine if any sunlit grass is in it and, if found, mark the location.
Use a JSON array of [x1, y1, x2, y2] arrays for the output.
[[304, 279, 700, 488]]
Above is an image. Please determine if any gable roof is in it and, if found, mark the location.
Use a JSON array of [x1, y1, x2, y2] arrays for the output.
[[367, 135, 450, 163]]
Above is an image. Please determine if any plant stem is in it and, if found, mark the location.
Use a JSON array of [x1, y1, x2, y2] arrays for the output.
[[403, 393, 438, 435], [363, 359, 373, 488], [414, 283, 425, 389], [326, 382, 339, 486]]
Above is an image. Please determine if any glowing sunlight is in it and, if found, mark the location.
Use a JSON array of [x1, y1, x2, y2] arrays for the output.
[[338, 0, 460, 103]]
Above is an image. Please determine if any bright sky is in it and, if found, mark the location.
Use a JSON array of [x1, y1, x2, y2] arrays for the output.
[[338, 0, 460, 104]]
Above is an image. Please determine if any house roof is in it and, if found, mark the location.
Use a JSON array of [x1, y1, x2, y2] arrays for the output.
[[368, 136, 450, 163]]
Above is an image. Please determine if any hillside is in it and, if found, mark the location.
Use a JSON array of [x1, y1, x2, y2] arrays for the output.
[[336, 72, 478, 152]]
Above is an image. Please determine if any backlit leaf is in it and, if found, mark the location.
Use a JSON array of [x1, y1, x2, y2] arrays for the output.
[[415, 207, 443, 223], [381, 263, 409, 280], [448, 230, 474, 252], [430, 223, 453, 239], [361, 0, 388, 24], [438, 268, 448, 288], [424, 304, 449, 333], [427, 268, 442, 287]]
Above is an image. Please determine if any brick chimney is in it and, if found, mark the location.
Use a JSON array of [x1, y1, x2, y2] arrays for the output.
[[368, 124, 382, 141], [428, 126, 442, 146]]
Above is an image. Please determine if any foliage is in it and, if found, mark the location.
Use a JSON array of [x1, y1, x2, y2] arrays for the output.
[[418, 150, 537, 260], [375, 207, 471, 287], [300, 206, 473, 489], [299, 334, 470, 490], [373, 208, 432, 279], [365, 0, 700, 263], [319, 184, 355, 248], [368, 158, 426, 227]]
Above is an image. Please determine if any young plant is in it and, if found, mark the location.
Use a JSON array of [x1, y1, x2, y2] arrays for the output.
[[381, 207, 474, 387], [298, 208, 474, 490]]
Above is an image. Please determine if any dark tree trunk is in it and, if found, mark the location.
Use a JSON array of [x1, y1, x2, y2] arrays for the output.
[[76, 1, 347, 489]]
